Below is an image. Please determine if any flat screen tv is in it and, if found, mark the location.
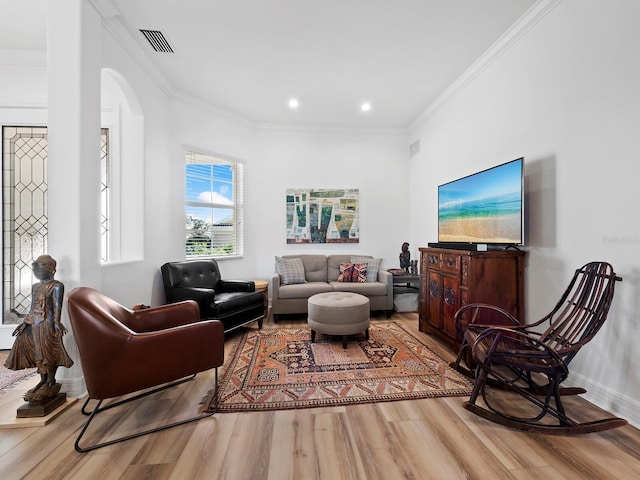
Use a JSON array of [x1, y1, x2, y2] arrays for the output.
[[437, 157, 524, 248]]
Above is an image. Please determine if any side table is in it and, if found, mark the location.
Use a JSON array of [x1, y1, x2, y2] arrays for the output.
[[391, 273, 420, 312], [253, 280, 269, 321], [391, 274, 420, 293]]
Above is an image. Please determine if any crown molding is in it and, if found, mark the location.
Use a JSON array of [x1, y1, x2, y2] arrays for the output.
[[172, 90, 256, 128], [255, 122, 407, 137], [88, 0, 120, 18], [408, 0, 562, 132]]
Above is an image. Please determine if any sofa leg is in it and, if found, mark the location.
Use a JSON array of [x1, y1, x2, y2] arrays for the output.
[[311, 330, 316, 343], [273, 314, 278, 323], [386, 310, 392, 318], [258, 317, 263, 329]]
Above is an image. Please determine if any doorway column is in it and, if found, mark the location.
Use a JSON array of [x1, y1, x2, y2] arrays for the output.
[[47, 0, 102, 395]]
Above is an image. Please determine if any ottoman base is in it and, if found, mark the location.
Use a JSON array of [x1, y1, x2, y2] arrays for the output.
[[310, 328, 370, 349]]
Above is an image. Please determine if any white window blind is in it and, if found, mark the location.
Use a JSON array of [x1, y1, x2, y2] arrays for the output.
[[185, 151, 244, 258]]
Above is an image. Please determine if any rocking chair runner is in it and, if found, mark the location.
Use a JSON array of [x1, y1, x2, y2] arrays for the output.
[[452, 261, 628, 434]]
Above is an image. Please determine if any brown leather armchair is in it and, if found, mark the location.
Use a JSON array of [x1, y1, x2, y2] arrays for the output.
[[67, 286, 224, 452]]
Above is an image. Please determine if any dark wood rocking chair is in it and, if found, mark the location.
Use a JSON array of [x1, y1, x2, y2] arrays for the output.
[[452, 261, 628, 434]]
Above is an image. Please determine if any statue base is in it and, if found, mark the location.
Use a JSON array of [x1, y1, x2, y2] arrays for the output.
[[17, 392, 67, 418]]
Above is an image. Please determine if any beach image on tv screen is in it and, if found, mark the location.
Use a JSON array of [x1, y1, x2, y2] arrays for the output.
[[438, 159, 522, 244]]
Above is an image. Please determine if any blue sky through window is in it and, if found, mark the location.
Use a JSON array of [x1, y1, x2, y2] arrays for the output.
[[186, 163, 233, 223]]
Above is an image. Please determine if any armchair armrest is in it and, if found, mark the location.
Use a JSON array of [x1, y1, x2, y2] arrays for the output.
[[271, 273, 281, 314], [472, 326, 569, 375], [218, 279, 255, 293], [377, 269, 394, 310], [126, 300, 200, 333], [165, 287, 215, 315], [377, 268, 393, 285], [454, 303, 520, 336]]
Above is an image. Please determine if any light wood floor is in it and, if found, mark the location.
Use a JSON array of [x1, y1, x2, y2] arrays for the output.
[[1, 312, 639, 480]]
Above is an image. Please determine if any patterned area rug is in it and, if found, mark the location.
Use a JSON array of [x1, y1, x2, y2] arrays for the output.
[[202, 322, 473, 413], [0, 350, 37, 392]]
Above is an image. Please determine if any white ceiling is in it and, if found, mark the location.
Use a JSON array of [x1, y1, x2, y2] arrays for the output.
[[1, 0, 536, 128]]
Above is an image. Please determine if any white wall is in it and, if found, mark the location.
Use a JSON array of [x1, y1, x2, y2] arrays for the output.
[[169, 101, 258, 290], [408, 0, 640, 425], [253, 127, 410, 282], [0, 54, 47, 106], [96, 22, 175, 307]]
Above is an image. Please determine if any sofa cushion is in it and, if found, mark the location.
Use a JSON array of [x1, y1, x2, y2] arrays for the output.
[[331, 281, 388, 296], [275, 256, 306, 285], [293, 255, 328, 282], [337, 263, 367, 283], [278, 282, 334, 299], [351, 256, 382, 283]]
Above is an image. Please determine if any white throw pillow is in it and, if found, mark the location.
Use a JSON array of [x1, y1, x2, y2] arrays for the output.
[[275, 256, 306, 285], [351, 256, 382, 283]]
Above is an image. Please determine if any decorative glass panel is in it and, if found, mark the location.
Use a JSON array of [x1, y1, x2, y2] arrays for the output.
[[100, 128, 110, 263], [2, 126, 48, 323]]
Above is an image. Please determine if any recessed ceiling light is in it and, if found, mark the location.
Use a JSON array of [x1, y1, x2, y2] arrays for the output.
[[288, 98, 299, 109], [360, 102, 371, 112]]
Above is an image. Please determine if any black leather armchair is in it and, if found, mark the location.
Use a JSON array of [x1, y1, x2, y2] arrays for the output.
[[161, 259, 264, 333]]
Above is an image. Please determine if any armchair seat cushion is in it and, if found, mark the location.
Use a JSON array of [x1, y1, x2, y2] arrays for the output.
[[211, 291, 264, 317]]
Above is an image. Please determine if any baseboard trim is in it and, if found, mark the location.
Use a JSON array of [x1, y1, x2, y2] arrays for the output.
[[60, 375, 87, 399], [570, 371, 640, 429]]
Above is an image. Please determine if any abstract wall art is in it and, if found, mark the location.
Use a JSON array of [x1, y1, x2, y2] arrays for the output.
[[286, 188, 359, 244]]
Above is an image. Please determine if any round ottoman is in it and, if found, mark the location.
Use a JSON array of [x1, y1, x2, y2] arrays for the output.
[[308, 292, 370, 349]]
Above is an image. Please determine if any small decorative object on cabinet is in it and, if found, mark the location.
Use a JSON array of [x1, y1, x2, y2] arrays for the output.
[[418, 247, 525, 351]]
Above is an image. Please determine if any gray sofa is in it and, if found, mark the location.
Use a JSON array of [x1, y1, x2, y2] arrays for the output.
[[271, 254, 393, 320]]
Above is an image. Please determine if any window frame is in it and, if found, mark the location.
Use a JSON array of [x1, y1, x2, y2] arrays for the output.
[[184, 150, 244, 259]]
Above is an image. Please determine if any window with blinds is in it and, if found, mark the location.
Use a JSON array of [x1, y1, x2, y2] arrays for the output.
[[185, 151, 244, 258]]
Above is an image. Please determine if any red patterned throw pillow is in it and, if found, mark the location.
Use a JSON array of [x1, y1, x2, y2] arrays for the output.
[[337, 263, 367, 283]]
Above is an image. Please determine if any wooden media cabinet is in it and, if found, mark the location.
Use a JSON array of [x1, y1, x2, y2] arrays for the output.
[[418, 246, 525, 351]]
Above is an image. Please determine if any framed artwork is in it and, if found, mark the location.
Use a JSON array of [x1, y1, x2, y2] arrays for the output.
[[286, 188, 359, 244]]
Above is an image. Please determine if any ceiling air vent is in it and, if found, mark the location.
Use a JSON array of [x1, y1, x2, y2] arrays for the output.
[[140, 29, 174, 53], [409, 139, 420, 157]]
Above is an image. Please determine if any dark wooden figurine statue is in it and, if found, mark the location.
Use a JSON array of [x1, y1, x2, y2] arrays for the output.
[[399, 242, 411, 272], [4, 255, 73, 405]]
